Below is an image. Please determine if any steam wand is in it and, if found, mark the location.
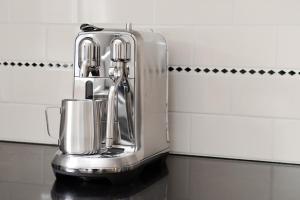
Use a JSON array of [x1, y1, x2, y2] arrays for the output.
[[105, 38, 130, 148]]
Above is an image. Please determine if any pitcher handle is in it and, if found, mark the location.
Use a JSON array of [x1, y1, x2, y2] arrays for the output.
[[45, 106, 60, 139]]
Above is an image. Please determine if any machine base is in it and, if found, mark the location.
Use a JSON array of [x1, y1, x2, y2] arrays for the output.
[[51, 158, 168, 199], [52, 150, 169, 184]]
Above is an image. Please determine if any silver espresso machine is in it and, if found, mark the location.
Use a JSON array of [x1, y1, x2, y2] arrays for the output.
[[48, 23, 169, 181]]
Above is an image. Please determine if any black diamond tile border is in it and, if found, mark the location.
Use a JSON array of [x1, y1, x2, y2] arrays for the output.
[[0, 61, 73, 69], [1, 62, 300, 77], [168, 66, 300, 77]]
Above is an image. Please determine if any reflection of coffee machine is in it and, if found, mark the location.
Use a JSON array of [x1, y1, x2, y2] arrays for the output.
[[47, 23, 169, 180], [51, 161, 168, 199]]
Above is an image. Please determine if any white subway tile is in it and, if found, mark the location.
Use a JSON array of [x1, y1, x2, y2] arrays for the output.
[[231, 76, 300, 119], [155, 0, 233, 25], [46, 25, 78, 62], [277, 26, 300, 68], [234, 0, 300, 25], [169, 74, 231, 114], [277, 0, 300, 25], [9, 67, 73, 105], [156, 28, 195, 66], [273, 119, 300, 164], [190, 114, 273, 160], [78, 0, 155, 24], [168, 112, 191, 153], [233, 0, 278, 25], [233, 0, 300, 25], [194, 26, 277, 67], [0, 66, 13, 102], [0, 24, 46, 61], [9, 0, 43, 22], [0, 103, 57, 144], [0, 0, 9, 22], [41, 0, 77, 23]]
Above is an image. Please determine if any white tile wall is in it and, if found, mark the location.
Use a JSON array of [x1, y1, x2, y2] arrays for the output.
[[231, 75, 300, 119], [0, 66, 12, 102], [277, 26, 300, 68], [169, 73, 231, 114], [46, 25, 78, 62], [0, 0, 9, 23], [233, 0, 278, 25], [9, 0, 43, 23], [194, 26, 277, 67], [190, 114, 273, 161], [12, 68, 72, 105], [41, 0, 77, 23], [78, 0, 155, 24], [0, 67, 73, 105], [233, 0, 300, 25], [0, 24, 46, 61], [0, 103, 57, 144], [273, 119, 300, 164], [1, 0, 300, 163], [156, 28, 195, 66], [277, 0, 300, 25], [156, 0, 233, 25], [168, 113, 191, 153]]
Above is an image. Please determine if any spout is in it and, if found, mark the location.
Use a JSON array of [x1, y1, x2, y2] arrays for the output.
[[79, 62, 91, 77]]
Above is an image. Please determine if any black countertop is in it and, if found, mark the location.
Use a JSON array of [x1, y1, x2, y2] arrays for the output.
[[1, 142, 300, 200]]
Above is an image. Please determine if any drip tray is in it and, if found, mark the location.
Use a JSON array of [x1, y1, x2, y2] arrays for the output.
[[100, 147, 125, 157]]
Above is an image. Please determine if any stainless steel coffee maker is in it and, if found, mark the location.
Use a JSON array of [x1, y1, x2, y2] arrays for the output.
[[46, 23, 169, 180]]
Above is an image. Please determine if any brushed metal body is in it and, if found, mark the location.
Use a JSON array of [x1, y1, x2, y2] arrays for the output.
[[52, 25, 169, 177]]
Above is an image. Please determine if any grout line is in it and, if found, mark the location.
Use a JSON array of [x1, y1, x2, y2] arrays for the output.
[[153, 0, 157, 25], [0, 22, 294, 27], [72, 0, 79, 23], [231, 0, 235, 25], [44, 26, 49, 60], [270, 119, 275, 162], [2, 22, 300, 28], [0, 101, 61, 107], [275, 25, 279, 68]]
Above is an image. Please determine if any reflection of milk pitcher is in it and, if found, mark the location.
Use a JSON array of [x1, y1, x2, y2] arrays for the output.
[[45, 99, 106, 154], [47, 23, 169, 181]]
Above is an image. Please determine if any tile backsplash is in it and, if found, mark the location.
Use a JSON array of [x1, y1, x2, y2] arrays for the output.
[[1, 0, 300, 164]]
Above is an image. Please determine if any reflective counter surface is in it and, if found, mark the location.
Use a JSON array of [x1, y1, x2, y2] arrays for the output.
[[1, 141, 300, 200]]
